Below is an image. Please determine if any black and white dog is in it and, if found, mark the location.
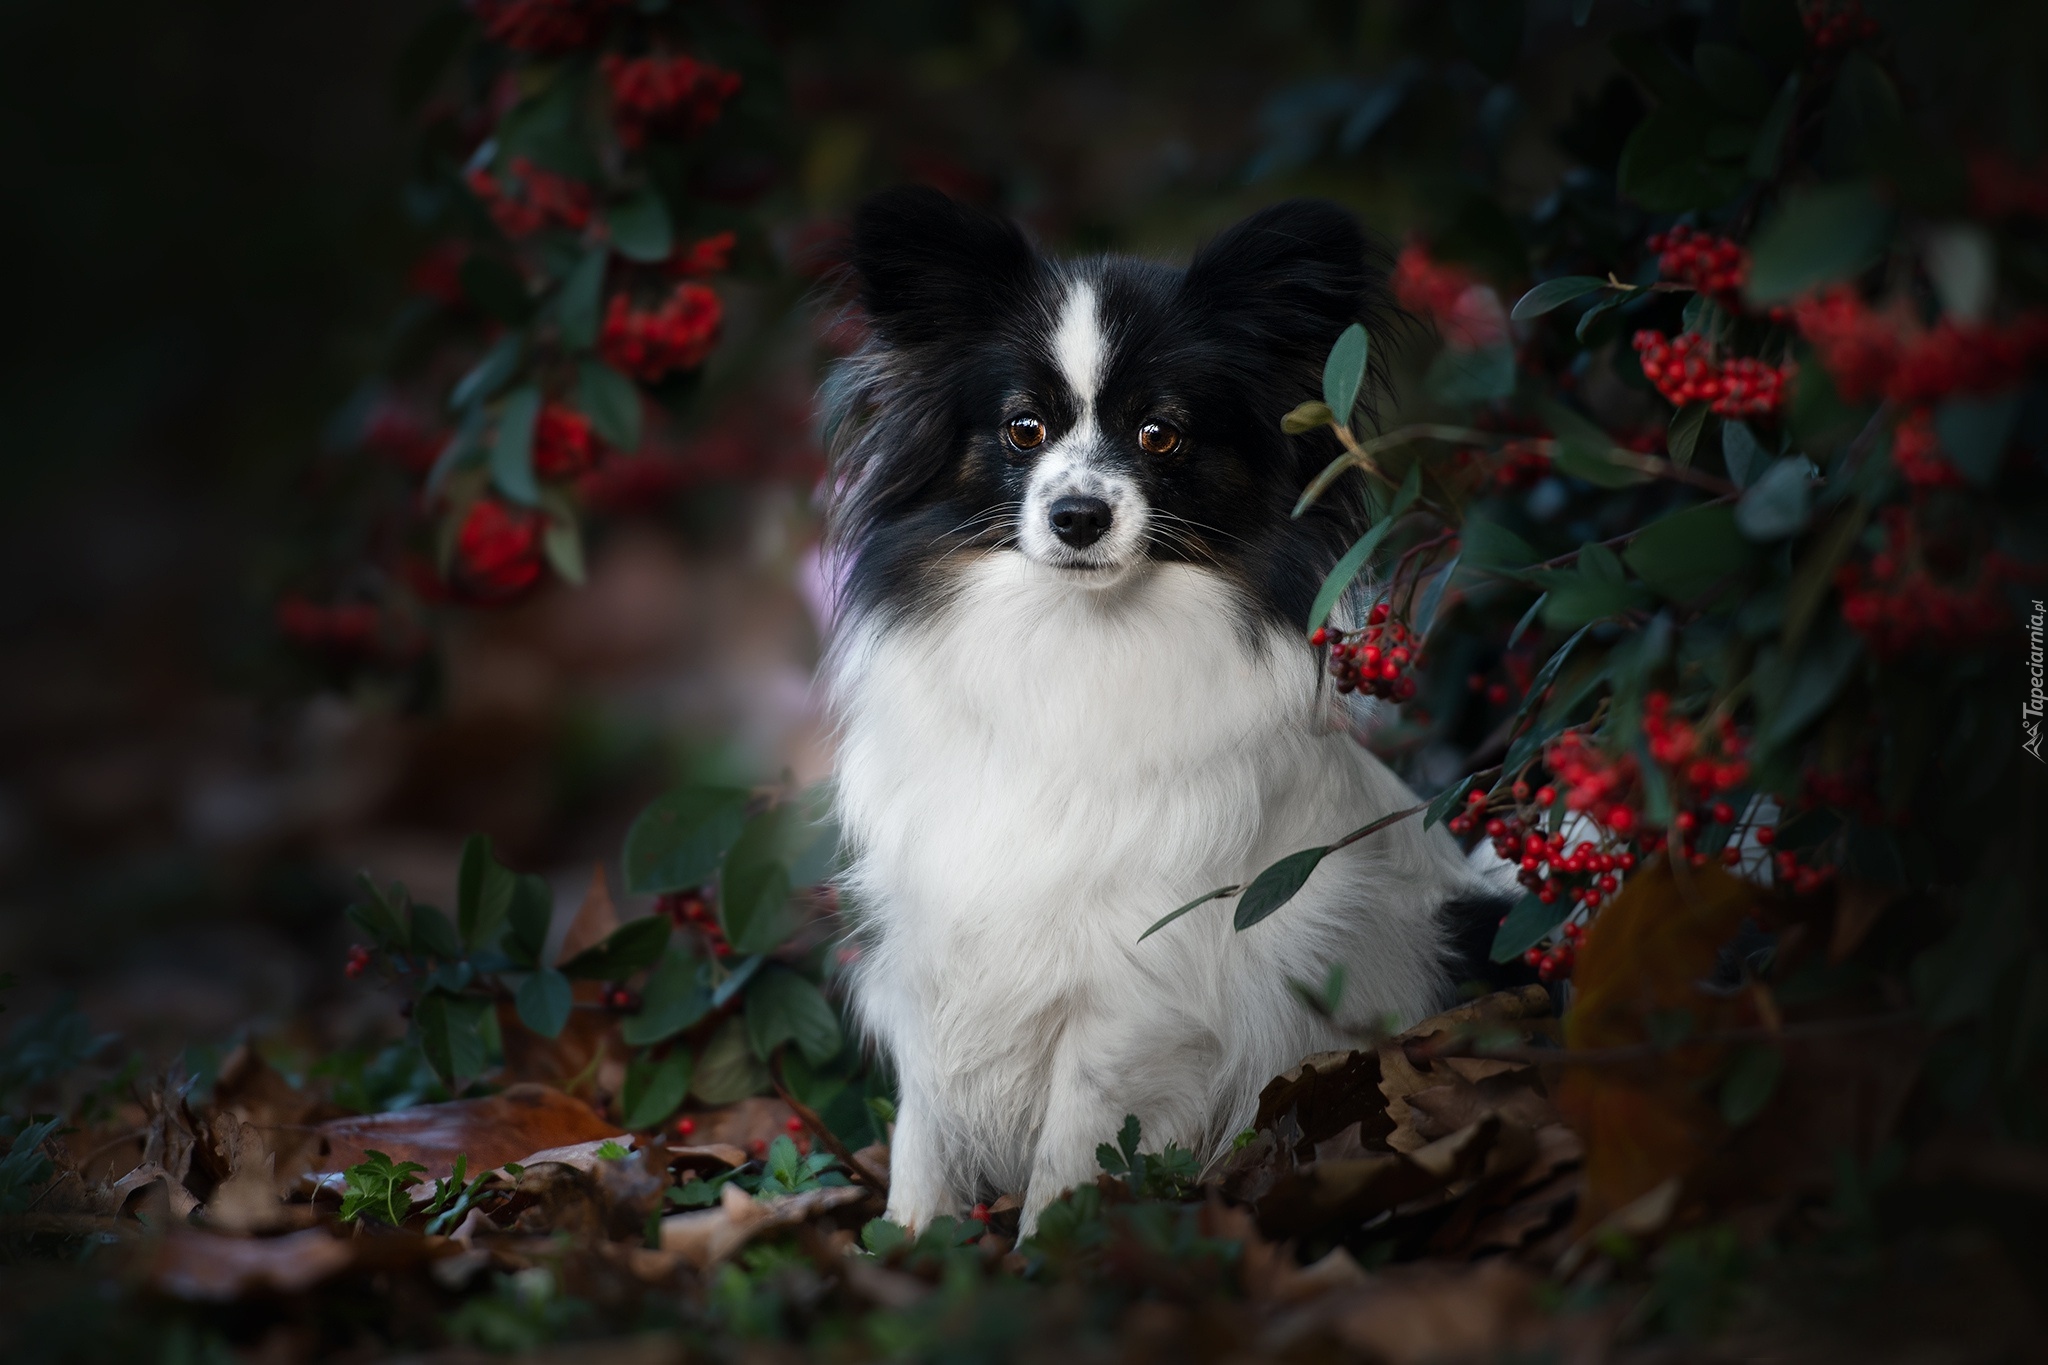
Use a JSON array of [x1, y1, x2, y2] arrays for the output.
[[822, 188, 1510, 1232]]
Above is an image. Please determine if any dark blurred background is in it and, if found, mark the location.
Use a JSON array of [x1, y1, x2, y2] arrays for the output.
[[0, 0, 1454, 1061], [4, 0, 2036, 1063]]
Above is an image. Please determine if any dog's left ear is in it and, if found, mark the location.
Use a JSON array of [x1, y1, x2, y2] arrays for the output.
[[1180, 199, 1387, 365]]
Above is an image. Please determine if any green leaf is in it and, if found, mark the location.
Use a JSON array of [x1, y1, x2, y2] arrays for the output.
[[457, 835, 518, 953], [515, 968, 573, 1040], [623, 786, 750, 895], [1694, 42, 1770, 116], [721, 809, 799, 955], [1736, 458, 1814, 541], [560, 916, 672, 980], [506, 873, 552, 967], [1574, 291, 1627, 343], [1612, 32, 1707, 106], [542, 513, 585, 586], [450, 334, 523, 412], [491, 386, 542, 507], [1541, 576, 1645, 628], [1233, 846, 1331, 932], [1619, 104, 1742, 212], [621, 1049, 693, 1130], [1553, 441, 1649, 488], [577, 360, 642, 452], [607, 187, 674, 264], [1511, 275, 1607, 321], [1933, 393, 2020, 486], [744, 967, 844, 1066], [557, 247, 606, 352], [1748, 74, 1800, 178], [1306, 462, 1420, 632], [339, 1150, 427, 1226], [1720, 1044, 1784, 1126], [691, 1016, 770, 1104], [1506, 592, 1547, 651], [1624, 503, 1756, 602], [1424, 344, 1516, 405], [1139, 884, 1238, 942], [623, 952, 713, 1046], [1281, 400, 1336, 435], [348, 876, 413, 953], [862, 1218, 908, 1254], [1425, 773, 1481, 830], [1462, 515, 1535, 570], [1490, 894, 1566, 963], [1668, 404, 1709, 468], [1745, 181, 1893, 305], [411, 903, 462, 961], [1321, 324, 1371, 425], [414, 993, 490, 1093], [1760, 621, 1862, 750], [1721, 419, 1769, 489]]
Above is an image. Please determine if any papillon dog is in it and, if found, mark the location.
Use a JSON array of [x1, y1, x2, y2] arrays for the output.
[[822, 188, 1514, 1232]]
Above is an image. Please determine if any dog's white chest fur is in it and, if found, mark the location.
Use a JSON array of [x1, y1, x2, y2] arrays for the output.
[[829, 555, 1481, 1229]]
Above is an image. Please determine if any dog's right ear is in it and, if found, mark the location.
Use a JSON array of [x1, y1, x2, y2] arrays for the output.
[[850, 187, 1038, 347]]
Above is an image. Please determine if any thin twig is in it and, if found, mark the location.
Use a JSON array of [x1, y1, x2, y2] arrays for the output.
[[767, 1050, 889, 1198]]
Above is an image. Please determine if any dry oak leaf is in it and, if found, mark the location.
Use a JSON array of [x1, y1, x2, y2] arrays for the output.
[[150, 1225, 356, 1301], [658, 1181, 867, 1269], [1554, 857, 1756, 1232], [307, 1083, 621, 1188]]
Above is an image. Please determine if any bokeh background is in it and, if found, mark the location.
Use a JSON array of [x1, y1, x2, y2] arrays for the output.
[[1, 0, 2039, 1061]]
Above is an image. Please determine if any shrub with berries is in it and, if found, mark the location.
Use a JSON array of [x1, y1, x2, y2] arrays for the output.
[[1189, 0, 2044, 1122], [275, 2, 750, 651]]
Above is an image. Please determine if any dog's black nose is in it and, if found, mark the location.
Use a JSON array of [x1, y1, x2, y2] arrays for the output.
[[1048, 496, 1112, 548]]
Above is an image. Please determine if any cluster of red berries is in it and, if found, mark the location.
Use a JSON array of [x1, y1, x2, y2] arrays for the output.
[[1643, 693, 1751, 804], [658, 888, 733, 957], [1772, 846, 1836, 897], [1466, 672, 1513, 707], [454, 498, 547, 602], [344, 945, 373, 979], [362, 400, 443, 474], [1888, 409, 1964, 491], [1836, 508, 2014, 657], [1793, 287, 2048, 405], [467, 157, 593, 239], [534, 403, 601, 478], [1392, 244, 1507, 351], [1525, 921, 1584, 981], [1633, 330, 1790, 418], [667, 230, 737, 279], [600, 283, 723, 382], [1647, 225, 1749, 299], [1801, 0, 1879, 49], [1493, 439, 1552, 491], [473, 0, 619, 55], [1311, 603, 1418, 702], [1543, 732, 1643, 836], [600, 53, 742, 149], [1970, 151, 2048, 222], [278, 597, 383, 656]]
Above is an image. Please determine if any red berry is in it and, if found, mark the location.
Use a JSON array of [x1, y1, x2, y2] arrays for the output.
[[677, 1116, 697, 1137], [1711, 802, 1735, 824], [970, 1202, 992, 1224], [1755, 827, 1776, 846], [1310, 628, 1328, 647], [785, 1116, 805, 1134], [1722, 846, 1742, 865], [1536, 786, 1556, 806]]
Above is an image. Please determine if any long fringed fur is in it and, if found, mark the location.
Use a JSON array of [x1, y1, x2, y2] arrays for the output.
[[820, 189, 1510, 1232]]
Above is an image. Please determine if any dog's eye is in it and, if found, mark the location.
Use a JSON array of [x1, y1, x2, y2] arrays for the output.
[[1006, 415, 1046, 451], [1138, 421, 1181, 455]]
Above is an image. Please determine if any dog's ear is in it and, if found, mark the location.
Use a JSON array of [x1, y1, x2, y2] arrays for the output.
[[1180, 199, 1388, 364], [850, 187, 1038, 347]]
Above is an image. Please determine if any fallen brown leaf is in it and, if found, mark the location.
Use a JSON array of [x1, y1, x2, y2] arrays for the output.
[[657, 1181, 867, 1269], [149, 1226, 356, 1301], [555, 862, 621, 964], [308, 1083, 621, 1186]]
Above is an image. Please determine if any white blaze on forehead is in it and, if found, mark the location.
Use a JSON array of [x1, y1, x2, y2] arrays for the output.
[[1052, 280, 1105, 412]]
